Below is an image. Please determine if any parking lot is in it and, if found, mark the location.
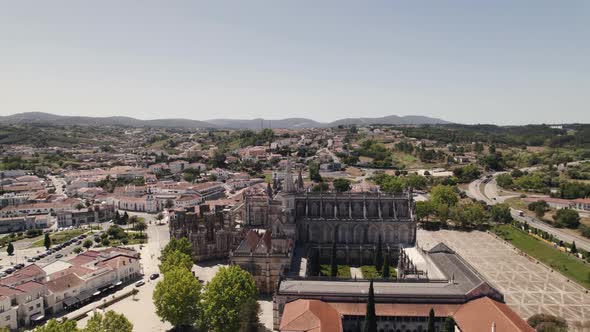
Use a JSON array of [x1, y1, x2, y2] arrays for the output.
[[418, 229, 590, 331]]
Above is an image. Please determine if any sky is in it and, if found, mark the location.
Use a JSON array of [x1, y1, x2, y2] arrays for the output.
[[0, 1, 588, 125]]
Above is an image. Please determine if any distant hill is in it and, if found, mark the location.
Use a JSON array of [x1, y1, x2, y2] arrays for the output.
[[206, 118, 325, 129], [0, 112, 216, 129], [208, 115, 450, 129], [0, 112, 450, 129]]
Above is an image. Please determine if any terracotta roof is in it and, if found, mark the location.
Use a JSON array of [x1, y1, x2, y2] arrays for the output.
[[68, 251, 102, 266], [329, 302, 460, 317], [573, 198, 590, 204], [453, 297, 534, 332], [0, 264, 45, 286], [46, 273, 83, 293], [280, 299, 342, 332]]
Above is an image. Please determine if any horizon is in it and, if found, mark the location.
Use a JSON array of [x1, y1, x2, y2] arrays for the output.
[[0, 110, 585, 126], [1, 1, 589, 125]]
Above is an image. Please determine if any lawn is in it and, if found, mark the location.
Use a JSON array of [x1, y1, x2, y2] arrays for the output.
[[320, 264, 351, 278], [493, 224, 590, 289], [360, 265, 397, 279], [32, 230, 86, 248]]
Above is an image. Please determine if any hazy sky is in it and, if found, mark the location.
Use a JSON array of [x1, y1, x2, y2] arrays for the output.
[[1, 1, 588, 125]]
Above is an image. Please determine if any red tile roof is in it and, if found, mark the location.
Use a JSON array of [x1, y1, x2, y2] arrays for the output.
[[280, 299, 343, 332], [453, 297, 534, 332]]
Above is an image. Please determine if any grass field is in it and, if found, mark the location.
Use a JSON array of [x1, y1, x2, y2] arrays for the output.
[[32, 229, 86, 248], [493, 224, 590, 289], [360, 265, 397, 279], [320, 264, 351, 278]]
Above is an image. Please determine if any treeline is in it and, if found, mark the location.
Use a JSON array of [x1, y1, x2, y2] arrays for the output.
[[393, 124, 590, 148], [496, 169, 590, 199], [416, 185, 513, 227]]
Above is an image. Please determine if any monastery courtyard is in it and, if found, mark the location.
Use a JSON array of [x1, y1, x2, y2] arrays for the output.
[[417, 229, 590, 332]]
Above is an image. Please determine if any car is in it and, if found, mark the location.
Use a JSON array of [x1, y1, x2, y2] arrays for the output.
[[55, 253, 63, 259], [0, 272, 6, 278], [13, 264, 23, 270], [27, 258, 37, 263], [4, 269, 14, 274], [135, 280, 145, 287], [149, 273, 160, 280]]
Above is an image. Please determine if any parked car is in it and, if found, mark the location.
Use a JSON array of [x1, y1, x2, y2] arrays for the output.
[[27, 258, 37, 263], [135, 280, 145, 287], [55, 254, 63, 259], [4, 269, 14, 274], [149, 273, 160, 280]]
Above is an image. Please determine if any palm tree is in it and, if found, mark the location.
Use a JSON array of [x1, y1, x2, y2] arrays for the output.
[[135, 221, 147, 237]]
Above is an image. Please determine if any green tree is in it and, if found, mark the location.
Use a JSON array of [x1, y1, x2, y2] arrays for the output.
[[534, 205, 546, 219], [363, 280, 376, 332], [374, 235, 383, 272], [161, 237, 193, 261], [496, 173, 514, 188], [490, 203, 512, 223], [443, 317, 456, 332], [164, 199, 174, 209], [553, 208, 581, 229], [571, 241, 578, 254], [427, 308, 435, 332], [156, 212, 164, 224], [330, 240, 338, 277], [527, 314, 568, 332], [416, 201, 435, 222], [309, 162, 322, 182], [83, 239, 93, 250], [159, 250, 193, 274], [202, 265, 258, 332], [44, 233, 52, 249], [333, 178, 351, 192], [6, 242, 14, 256], [32, 319, 79, 332], [430, 185, 458, 208], [134, 220, 147, 236], [381, 253, 390, 279], [153, 267, 202, 330], [238, 299, 261, 332], [84, 311, 133, 332]]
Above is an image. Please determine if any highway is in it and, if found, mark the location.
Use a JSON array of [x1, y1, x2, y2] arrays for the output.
[[465, 173, 590, 252]]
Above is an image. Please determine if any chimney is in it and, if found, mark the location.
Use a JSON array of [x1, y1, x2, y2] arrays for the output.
[[491, 322, 496, 332]]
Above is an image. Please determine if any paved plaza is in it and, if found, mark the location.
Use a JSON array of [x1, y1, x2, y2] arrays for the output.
[[418, 229, 590, 331]]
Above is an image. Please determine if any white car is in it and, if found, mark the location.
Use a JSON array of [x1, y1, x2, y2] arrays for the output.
[[135, 280, 145, 287]]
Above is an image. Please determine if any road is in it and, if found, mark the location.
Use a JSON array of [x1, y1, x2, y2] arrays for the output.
[[465, 174, 590, 252], [47, 175, 66, 195]]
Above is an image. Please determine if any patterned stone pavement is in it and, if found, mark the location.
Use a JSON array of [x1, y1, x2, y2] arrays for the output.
[[417, 229, 590, 332]]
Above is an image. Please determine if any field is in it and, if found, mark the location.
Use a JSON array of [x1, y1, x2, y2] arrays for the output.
[[492, 224, 590, 289], [359, 265, 397, 279], [320, 264, 351, 278]]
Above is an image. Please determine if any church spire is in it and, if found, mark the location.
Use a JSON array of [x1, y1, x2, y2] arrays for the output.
[[284, 160, 295, 193], [297, 168, 304, 191]]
